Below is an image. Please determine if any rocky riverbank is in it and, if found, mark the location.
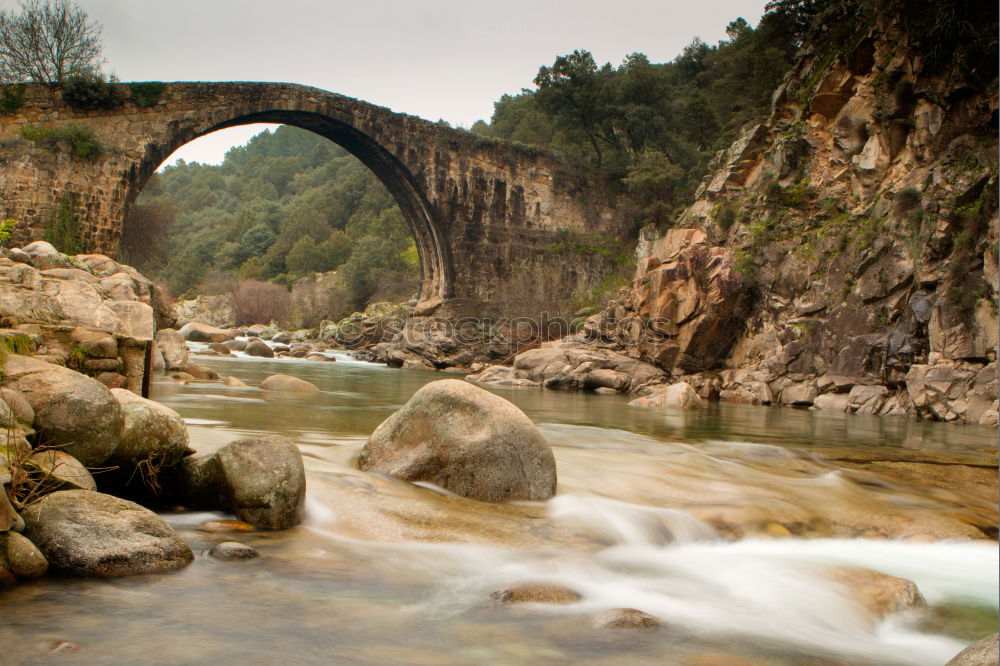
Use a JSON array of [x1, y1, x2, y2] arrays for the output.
[[0, 241, 310, 589]]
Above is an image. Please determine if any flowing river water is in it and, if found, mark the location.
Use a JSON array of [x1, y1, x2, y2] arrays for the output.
[[1, 348, 997, 665]]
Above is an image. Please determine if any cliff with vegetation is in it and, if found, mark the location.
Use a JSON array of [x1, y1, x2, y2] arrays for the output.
[[571, 0, 998, 425]]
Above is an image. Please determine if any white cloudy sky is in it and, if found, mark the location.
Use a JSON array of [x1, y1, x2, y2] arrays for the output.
[[4, 0, 768, 165]]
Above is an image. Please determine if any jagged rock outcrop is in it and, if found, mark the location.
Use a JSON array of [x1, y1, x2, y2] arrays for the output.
[[318, 301, 407, 350], [550, 8, 998, 426], [580, 228, 750, 374], [174, 295, 235, 328], [0, 246, 172, 392], [469, 341, 664, 392]]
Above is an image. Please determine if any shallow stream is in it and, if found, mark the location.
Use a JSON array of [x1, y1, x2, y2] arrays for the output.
[[1, 350, 996, 665]]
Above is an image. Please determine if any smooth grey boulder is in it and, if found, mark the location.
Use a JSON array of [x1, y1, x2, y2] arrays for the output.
[[21, 490, 193, 576], [358, 379, 557, 502], [182, 435, 305, 529], [109, 389, 190, 468], [1, 355, 123, 466], [155, 328, 189, 370]]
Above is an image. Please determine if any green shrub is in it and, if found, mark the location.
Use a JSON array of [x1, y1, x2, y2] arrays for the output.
[[46, 195, 83, 255], [128, 81, 167, 108], [0, 84, 25, 114], [61, 74, 126, 110], [713, 201, 738, 230], [0, 219, 15, 247], [734, 249, 755, 277], [20, 123, 101, 160]]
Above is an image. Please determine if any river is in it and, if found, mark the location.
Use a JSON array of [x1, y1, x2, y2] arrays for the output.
[[0, 348, 996, 665]]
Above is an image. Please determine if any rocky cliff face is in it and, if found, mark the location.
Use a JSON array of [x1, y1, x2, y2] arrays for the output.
[[575, 10, 998, 426]]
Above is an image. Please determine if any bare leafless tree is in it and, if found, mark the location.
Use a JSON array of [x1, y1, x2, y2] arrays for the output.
[[231, 280, 291, 327], [0, 0, 103, 84]]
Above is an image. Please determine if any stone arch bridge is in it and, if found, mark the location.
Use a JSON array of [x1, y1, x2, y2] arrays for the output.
[[0, 82, 626, 314]]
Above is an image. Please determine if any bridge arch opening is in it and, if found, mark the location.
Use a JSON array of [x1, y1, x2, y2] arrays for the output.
[[124, 110, 453, 305]]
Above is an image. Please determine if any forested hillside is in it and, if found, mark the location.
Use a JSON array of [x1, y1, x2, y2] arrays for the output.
[[471, 10, 799, 227], [122, 126, 419, 310]]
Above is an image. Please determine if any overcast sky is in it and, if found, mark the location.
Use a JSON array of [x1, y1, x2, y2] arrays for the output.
[[3, 0, 768, 165]]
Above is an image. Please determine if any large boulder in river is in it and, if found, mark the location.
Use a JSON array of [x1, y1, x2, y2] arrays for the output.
[[155, 328, 189, 370], [358, 379, 557, 502], [245, 339, 275, 358], [108, 389, 190, 467], [21, 490, 193, 576], [178, 322, 234, 343], [181, 436, 306, 529], [1, 355, 123, 466], [259, 374, 320, 393]]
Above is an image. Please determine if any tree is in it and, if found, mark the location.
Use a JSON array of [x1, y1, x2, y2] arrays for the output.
[[0, 0, 103, 84]]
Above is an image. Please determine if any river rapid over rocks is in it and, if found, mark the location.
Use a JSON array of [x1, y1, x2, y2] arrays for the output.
[[0, 348, 996, 665]]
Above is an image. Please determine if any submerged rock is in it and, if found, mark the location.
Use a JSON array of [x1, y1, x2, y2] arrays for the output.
[[491, 582, 581, 605], [592, 608, 660, 629], [182, 435, 306, 529], [259, 374, 320, 393], [21, 490, 193, 576], [359, 379, 557, 502], [829, 567, 926, 619], [209, 541, 259, 560], [176, 363, 219, 380]]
